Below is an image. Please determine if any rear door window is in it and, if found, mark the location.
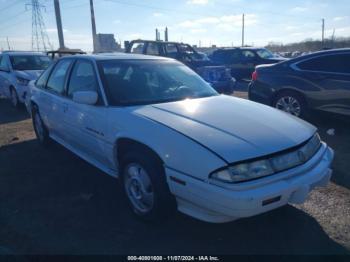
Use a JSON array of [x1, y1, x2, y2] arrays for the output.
[[130, 43, 145, 54], [297, 54, 350, 74], [213, 50, 239, 63], [146, 43, 160, 55], [46, 59, 72, 94], [241, 50, 256, 59], [164, 43, 179, 58]]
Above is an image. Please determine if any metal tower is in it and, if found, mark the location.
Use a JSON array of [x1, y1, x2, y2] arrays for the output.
[[27, 0, 52, 51]]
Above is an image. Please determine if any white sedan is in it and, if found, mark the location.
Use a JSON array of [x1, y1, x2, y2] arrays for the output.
[[29, 53, 334, 223]]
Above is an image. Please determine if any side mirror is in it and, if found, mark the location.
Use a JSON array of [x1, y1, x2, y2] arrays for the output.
[[72, 90, 98, 105]]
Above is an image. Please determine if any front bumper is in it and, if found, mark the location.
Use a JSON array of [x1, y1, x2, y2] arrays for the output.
[[166, 142, 333, 223], [14, 84, 28, 103]]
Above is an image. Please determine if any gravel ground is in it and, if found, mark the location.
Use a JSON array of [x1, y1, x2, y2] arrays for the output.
[[0, 94, 349, 255]]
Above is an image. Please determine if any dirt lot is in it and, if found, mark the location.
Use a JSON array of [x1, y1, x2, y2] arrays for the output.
[[0, 93, 350, 255]]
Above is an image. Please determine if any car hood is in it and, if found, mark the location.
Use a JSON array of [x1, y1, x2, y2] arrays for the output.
[[135, 95, 316, 164], [15, 70, 43, 80]]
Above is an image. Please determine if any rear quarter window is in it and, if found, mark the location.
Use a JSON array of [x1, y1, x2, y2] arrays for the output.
[[36, 63, 55, 89], [297, 54, 350, 74]]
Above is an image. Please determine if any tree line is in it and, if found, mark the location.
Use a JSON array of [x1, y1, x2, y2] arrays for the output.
[[266, 37, 350, 52]]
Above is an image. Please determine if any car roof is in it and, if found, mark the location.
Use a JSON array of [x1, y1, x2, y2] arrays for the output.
[[129, 39, 189, 45], [287, 48, 350, 63], [302, 48, 350, 56], [214, 47, 266, 52], [0, 51, 47, 56], [59, 52, 175, 61]]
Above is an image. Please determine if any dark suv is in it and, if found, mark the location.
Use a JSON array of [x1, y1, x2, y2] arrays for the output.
[[125, 40, 235, 94], [210, 47, 286, 80]]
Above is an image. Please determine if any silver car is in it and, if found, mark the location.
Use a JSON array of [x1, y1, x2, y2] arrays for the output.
[[0, 51, 51, 108]]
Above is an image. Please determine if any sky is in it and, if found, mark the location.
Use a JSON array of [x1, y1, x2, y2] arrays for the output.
[[0, 0, 349, 51]]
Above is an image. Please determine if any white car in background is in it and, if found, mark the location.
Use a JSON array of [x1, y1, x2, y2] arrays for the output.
[[0, 51, 51, 108], [29, 53, 334, 223]]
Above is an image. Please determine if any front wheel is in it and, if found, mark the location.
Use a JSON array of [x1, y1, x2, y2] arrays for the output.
[[120, 150, 176, 221], [10, 88, 20, 108], [273, 91, 307, 118], [32, 106, 51, 146]]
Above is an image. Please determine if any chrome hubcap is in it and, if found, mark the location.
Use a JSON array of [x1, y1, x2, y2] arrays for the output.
[[275, 96, 301, 116], [124, 163, 154, 214], [11, 90, 18, 106], [34, 113, 44, 141]]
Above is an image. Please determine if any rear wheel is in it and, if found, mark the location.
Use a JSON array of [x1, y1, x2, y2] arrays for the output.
[[120, 150, 176, 221], [273, 91, 307, 118]]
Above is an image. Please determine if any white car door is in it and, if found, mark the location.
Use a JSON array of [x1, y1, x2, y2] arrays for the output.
[[63, 59, 110, 166], [39, 59, 74, 139]]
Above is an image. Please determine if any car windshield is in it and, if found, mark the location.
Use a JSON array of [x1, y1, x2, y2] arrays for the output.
[[10, 55, 51, 71], [256, 49, 275, 59], [99, 59, 218, 106]]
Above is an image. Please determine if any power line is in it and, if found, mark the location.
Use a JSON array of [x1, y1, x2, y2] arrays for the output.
[[0, 0, 23, 14], [0, 16, 32, 32], [104, 0, 321, 22], [0, 0, 89, 32], [0, 9, 28, 25]]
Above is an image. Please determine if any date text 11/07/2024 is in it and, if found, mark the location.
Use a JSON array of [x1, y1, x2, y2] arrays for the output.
[[127, 256, 220, 261]]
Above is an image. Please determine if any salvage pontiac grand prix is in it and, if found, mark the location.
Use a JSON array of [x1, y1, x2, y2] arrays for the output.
[[28, 53, 334, 223]]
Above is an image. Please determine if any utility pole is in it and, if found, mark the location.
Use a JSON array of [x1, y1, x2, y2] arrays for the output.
[[90, 0, 98, 53], [241, 13, 245, 47], [6, 37, 11, 50], [54, 0, 65, 50], [331, 28, 335, 48], [164, 27, 168, 42], [321, 18, 325, 47], [155, 28, 161, 41]]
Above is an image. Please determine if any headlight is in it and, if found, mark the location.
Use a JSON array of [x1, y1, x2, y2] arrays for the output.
[[270, 150, 301, 172], [16, 77, 30, 86], [211, 159, 274, 183], [300, 133, 321, 160], [211, 133, 321, 183]]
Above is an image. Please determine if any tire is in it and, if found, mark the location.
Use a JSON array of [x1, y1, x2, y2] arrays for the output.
[[273, 90, 307, 118], [120, 149, 176, 221], [10, 88, 20, 109], [32, 105, 51, 147]]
